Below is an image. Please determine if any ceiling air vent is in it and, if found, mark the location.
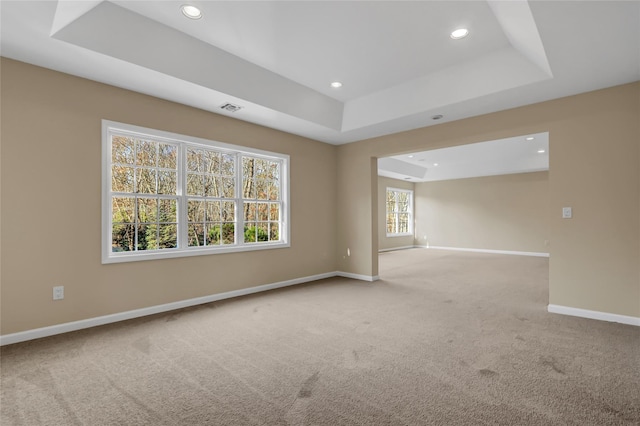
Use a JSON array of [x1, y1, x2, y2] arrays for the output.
[[220, 103, 243, 113]]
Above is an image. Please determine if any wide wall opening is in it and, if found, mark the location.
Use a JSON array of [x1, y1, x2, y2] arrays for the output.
[[375, 132, 550, 307]]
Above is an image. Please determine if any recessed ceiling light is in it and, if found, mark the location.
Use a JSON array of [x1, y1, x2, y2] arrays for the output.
[[538, 149, 546, 153], [434, 163, 439, 166], [408, 155, 414, 158], [432, 114, 443, 120], [526, 136, 535, 141], [450, 28, 469, 39], [181, 5, 202, 19], [330, 81, 342, 88]]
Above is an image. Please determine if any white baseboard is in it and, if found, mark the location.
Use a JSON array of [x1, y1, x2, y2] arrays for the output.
[[423, 245, 549, 258], [336, 271, 380, 282], [378, 245, 415, 253], [0, 271, 342, 346], [548, 304, 640, 326]]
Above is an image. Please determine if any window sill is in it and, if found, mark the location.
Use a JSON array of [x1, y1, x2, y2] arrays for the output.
[[386, 233, 413, 238], [102, 241, 290, 264]]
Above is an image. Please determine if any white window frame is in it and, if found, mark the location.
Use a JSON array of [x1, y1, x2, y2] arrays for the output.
[[386, 187, 414, 237], [102, 120, 290, 264]]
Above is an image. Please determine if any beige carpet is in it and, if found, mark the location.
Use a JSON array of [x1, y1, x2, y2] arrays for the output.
[[1, 249, 639, 425]]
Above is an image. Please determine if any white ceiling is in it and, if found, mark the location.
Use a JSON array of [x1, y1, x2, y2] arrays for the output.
[[1, 1, 639, 146], [378, 132, 549, 182]]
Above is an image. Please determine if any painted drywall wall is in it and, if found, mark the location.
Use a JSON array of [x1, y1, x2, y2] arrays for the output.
[[378, 176, 415, 251], [336, 153, 378, 279], [414, 172, 549, 254], [337, 82, 640, 318], [0, 59, 337, 335]]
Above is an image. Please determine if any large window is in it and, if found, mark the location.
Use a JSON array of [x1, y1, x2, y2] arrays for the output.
[[386, 188, 413, 236], [102, 121, 289, 263]]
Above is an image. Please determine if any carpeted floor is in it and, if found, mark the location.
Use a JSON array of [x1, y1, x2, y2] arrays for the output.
[[1, 249, 639, 425]]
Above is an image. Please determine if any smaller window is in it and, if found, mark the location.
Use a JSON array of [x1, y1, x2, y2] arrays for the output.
[[386, 188, 413, 237]]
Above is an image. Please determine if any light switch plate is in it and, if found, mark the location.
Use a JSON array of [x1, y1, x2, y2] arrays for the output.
[[562, 207, 572, 219]]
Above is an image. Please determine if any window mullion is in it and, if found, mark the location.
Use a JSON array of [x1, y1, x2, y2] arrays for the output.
[[236, 153, 243, 246], [178, 144, 188, 249]]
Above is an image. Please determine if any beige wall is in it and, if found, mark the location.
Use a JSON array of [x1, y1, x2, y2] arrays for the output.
[[337, 82, 640, 318], [377, 176, 415, 251], [414, 172, 549, 253], [0, 59, 337, 335], [1, 58, 639, 336]]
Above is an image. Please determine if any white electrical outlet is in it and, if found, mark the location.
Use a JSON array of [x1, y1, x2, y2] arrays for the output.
[[562, 207, 572, 219], [53, 286, 64, 300]]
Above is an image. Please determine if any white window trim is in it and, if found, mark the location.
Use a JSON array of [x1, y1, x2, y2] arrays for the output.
[[386, 187, 414, 237], [102, 120, 290, 264]]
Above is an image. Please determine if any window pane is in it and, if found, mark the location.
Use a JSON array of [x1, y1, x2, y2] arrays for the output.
[[386, 201, 395, 213], [268, 181, 280, 201], [257, 222, 269, 242], [188, 200, 205, 223], [136, 168, 156, 194], [206, 201, 221, 221], [112, 197, 134, 224], [269, 223, 279, 241], [112, 136, 135, 165], [144, 224, 159, 250], [386, 190, 395, 204], [136, 140, 156, 167], [268, 162, 280, 180], [188, 223, 205, 247], [158, 143, 177, 169], [387, 215, 396, 234], [222, 202, 235, 221], [159, 199, 176, 222], [136, 224, 151, 250], [398, 201, 409, 212], [244, 202, 256, 221], [158, 224, 177, 249], [204, 175, 220, 197], [112, 223, 135, 252], [187, 173, 204, 196], [257, 202, 269, 221], [221, 154, 235, 176], [187, 149, 203, 172], [222, 177, 235, 198], [221, 222, 235, 244], [243, 178, 256, 199], [137, 198, 157, 223], [242, 157, 254, 177], [256, 179, 268, 200], [207, 223, 221, 245], [204, 150, 220, 174], [398, 213, 409, 233], [253, 158, 267, 179], [269, 204, 279, 221], [244, 223, 257, 243], [112, 166, 134, 193], [158, 171, 176, 195]]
